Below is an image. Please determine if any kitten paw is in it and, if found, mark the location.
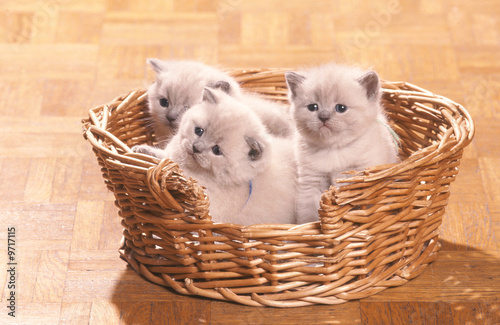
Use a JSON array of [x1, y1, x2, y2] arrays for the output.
[[131, 144, 163, 158]]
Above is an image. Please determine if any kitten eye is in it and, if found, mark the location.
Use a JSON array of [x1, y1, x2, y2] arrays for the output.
[[335, 104, 348, 113], [307, 103, 319, 112], [159, 98, 169, 108], [211, 145, 222, 156], [194, 127, 204, 136]]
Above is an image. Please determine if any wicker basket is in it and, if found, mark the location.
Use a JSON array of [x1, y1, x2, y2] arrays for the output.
[[82, 68, 474, 307]]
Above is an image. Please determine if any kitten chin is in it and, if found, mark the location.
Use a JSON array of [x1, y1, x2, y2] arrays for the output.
[[286, 63, 399, 224], [165, 87, 297, 226]]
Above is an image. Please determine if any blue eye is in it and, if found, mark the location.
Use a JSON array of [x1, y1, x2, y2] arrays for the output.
[[159, 98, 169, 108], [307, 104, 319, 112], [336, 104, 347, 113], [212, 145, 222, 155], [194, 127, 204, 136]]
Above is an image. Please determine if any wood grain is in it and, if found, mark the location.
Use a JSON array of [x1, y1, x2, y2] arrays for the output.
[[440, 203, 498, 252], [0, 158, 30, 201], [71, 200, 105, 250], [479, 158, 500, 213], [60, 302, 92, 325], [33, 249, 68, 303], [89, 301, 121, 325], [0, 0, 498, 323], [360, 302, 456, 325], [211, 301, 361, 325], [362, 251, 500, 303]]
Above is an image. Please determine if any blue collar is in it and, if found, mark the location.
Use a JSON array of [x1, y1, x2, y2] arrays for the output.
[[241, 180, 253, 209]]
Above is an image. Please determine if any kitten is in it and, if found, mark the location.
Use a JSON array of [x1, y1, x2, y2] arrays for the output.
[[145, 59, 241, 147], [285, 63, 399, 224], [162, 87, 297, 225], [133, 59, 294, 158]]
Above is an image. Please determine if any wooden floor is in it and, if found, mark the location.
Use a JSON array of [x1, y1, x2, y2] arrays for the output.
[[0, 0, 499, 324]]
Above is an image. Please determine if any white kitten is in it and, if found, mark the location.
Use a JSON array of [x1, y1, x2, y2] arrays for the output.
[[285, 63, 399, 224], [162, 88, 297, 225], [134, 59, 293, 158]]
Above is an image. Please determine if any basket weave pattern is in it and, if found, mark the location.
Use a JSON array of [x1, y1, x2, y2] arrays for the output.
[[82, 69, 474, 307]]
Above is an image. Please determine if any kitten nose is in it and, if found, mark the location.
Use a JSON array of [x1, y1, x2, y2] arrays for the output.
[[166, 115, 176, 124], [318, 111, 331, 123], [192, 144, 201, 154]]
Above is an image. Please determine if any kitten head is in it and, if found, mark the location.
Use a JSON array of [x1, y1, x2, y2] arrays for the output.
[[170, 87, 270, 186], [146, 59, 241, 146], [285, 63, 382, 148]]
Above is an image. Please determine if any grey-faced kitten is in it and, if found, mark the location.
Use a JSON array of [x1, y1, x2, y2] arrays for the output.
[[133, 59, 294, 158], [162, 87, 297, 225], [145, 59, 241, 147], [285, 63, 399, 224]]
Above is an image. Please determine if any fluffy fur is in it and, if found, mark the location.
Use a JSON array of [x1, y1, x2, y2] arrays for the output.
[[134, 59, 294, 157], [239, 91, 294, 139], [285, 63, 399, 224], [146, 59, 241, 147], [161, 88, 296, 225]]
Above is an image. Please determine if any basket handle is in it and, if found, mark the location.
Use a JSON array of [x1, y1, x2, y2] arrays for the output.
[[145, 158, 212, 224], [318, 187, 348, 234]]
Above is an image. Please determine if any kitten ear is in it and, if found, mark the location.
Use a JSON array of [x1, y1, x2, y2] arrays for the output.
[[285, 71, 306, 99], [208, 80, 232, 94], [202, 87, 219, 104], [357, 71, 380, 100], [147, 58, 165, 74], [245, 136, 264, 161]]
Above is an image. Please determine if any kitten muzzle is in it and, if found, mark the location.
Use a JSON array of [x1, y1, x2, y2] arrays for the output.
[[318, 111, 332, 123], [190, 141, 210, 168], [166, 116, 177, 124]]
